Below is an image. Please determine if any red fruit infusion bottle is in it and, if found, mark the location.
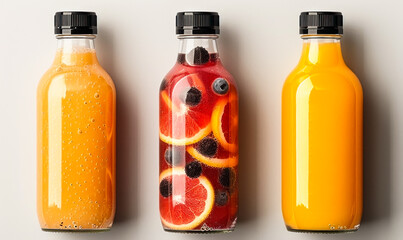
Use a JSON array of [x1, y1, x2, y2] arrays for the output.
[[159, 12, 239, 233]]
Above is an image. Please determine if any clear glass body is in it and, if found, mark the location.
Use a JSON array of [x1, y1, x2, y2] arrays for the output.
[[159, 35, 239, 232], [282, 35, 363, 232], [37, 35, 116, 231]]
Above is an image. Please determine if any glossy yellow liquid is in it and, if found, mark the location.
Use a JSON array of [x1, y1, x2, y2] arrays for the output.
[[282, 38, 363, 232], [37, 48, 116, 230]]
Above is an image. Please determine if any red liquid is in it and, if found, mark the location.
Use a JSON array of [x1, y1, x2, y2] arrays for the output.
[[159, 53, 238, 232]]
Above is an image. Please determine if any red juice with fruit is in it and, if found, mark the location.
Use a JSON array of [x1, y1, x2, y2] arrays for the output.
[[159, 12, 238, 232]]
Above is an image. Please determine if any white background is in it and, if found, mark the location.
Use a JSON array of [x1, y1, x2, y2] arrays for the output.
[[1, 0, 402, 239]]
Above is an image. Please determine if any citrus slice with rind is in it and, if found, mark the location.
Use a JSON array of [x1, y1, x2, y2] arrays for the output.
[[187, 145, 238, 168], [159, 168, 215, 230], [160, 74, 212, 145], [211, 88, 238, 152]]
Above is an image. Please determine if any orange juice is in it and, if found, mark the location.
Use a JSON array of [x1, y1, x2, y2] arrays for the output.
[[37, 12, 116, 231], [282, 12, 362, 232]]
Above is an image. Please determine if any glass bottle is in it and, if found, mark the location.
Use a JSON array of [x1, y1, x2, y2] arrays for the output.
[[159, 12, 239, 232], [282, 11, 363, 232], [37, 11, 116, 231]]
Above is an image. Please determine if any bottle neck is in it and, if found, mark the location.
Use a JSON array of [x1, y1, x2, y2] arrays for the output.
[[298, 35, 345, 66], [176, 35, 220, 66], [53, 35, 99, 66], [178, 35, 219, 54]]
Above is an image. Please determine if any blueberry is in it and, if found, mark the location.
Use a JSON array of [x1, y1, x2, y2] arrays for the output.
[[185, 87, 202, 106], [198, 137, 218, 157], [164, 147, 173, 165], [212, 78, 229, 95], [164, 146, 185, 166], [160, 179, 172, 198], [189, 46, 210, 65], [215, 190, 229, 206], [210, 53, 218, 62], [185, 161, 202, 178], [160, 78, 167, 91], [219, 168, 236, 188]]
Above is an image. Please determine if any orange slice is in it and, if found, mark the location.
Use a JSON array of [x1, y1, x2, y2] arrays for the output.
[[211, 88, 238, 152], [159, 168, 215, 230], [187, 146, 238, 168], [160, 74, 212, 145]]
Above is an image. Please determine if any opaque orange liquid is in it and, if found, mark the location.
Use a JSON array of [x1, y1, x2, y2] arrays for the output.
[[282, 39, 362, 231], [37, 49, 116, 230]]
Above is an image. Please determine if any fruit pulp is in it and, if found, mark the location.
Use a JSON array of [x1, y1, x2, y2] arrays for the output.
[[159, 52, 239, 232], [37, 49, 116, 231], [282, 39, 363, 232]]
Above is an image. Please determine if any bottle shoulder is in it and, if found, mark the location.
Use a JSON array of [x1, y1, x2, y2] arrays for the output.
[[165, 61, 234, 78], [283, 64, 362, 94], [160, 61, 238, 102], [37, 63, 115, 96], [162, 62, 236, 89]]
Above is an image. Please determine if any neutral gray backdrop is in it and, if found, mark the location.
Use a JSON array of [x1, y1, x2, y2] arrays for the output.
[[1, 0, 402, 239]]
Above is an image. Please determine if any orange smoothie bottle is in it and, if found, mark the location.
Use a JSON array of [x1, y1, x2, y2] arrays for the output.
[[37, 12, 116, 231], [282, 12, 363, 232]]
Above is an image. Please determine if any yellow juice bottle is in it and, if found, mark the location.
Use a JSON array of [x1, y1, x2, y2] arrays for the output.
[[37, 12, 116, 231], [282, 11, 363, 232]]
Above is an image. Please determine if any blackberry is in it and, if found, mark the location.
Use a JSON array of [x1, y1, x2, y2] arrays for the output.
[[177, 54, 186, 64], [198, 137, 218, 157], [189, 46, 210, 65], [185, 161, 202, 178], [185, 87, 202, 106], [159, 179, 172, 198], [215, 190, 229, 206], [160, 78, 167, 91], [219, 167, 236, 188]]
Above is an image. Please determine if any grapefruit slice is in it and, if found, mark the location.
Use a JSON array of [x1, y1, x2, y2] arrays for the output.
[[160, 74, 212, 145], [211, 89, 238, 152], [187, 145, 238, 168], [159, 168, 215, 230]]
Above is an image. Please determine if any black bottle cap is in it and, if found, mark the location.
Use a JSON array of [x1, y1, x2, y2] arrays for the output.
[[54, 11, 97, 35], [176, 12, 219, 35], [300, 11, 343, 35]]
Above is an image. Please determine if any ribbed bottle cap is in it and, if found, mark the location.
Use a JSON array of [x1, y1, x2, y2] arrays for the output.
[[54, 11, 97, 35], [300, 11, 343, 35], [176, 12, 219, 35]]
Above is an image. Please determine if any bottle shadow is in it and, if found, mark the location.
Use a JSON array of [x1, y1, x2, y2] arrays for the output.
[[343, 26, 391, 224], [97, 26, 139, 224], [220, 26, 259, 225]]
